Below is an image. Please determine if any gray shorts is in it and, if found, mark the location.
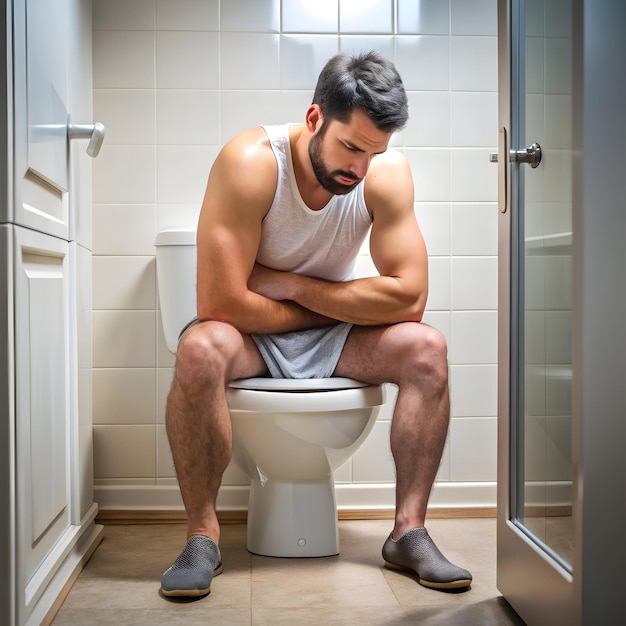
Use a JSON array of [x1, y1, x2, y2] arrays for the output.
[[178, 318, 353, 379], [252, 323, 353, 379]]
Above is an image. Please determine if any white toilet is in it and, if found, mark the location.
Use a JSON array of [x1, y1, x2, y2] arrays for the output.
[[155, 229, 385, 557]]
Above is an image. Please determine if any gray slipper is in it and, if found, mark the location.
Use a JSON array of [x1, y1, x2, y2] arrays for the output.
[[382, 527, 472, 590], [161, 535, 223, 597]]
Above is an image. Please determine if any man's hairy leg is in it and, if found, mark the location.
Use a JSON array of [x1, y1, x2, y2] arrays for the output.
[[166, 321, 268, 543], [333, 322, 450, 537]]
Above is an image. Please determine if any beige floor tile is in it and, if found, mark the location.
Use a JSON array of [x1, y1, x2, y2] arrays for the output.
[[52, 607, 251, 625], [52, 518, 523, 626]]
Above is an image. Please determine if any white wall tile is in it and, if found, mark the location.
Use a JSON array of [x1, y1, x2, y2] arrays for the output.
[[280, 35, 339, 90], [282, 0, 338, 33], [404, 148, 451, 202], [395, 36, 450, 91], [92, 204, 157, 256], [525, 310, 546, 366], [451, 148, 498, 202], [339, 36, 395, 61], [220, 33, 280, 90], [452, 257, 497, 310], [449, 417, 497, 481], [156, 32, 219, 89], [451, 203, 498, 256], [93, 256, 156, 310], [415, 204, 451, 257], [544, 255, 572, 310], [405, 92, 450, 147], [221, 91, 311, 140], [93, 311, 157, 368], [451, 0, 497, 36], [93, 368, 157, 425], [451, 92, 498, 147], [156, 146, 218, 205], [156, 90, 220, 145], [156, 0, 219, 31], [94, 425, 156, 479], [94, 90, 155, 145], [525, 93, 544, 152], [340, 0, 393, 34], [222, 457, 253, 486], [545, 0, 574, 38], [543, 149, 573, 204], [426, 257, 451, 311], [545, 311, 571, 364], [93, 31, 155, 89], [352, 421, 395, 483], [525, 0, 545, 37], [156, 203, 201, 233], [545, 37, 572, 96], [156, 424, 175, 478], [526, 40, 545, 95], [93, 146, 156, 205], [157, 367, 174, 424], [421, 311, 451, 346], [157, 311, 177, 367], [450, 364, 497, 417], [450, 36, 498, 92], [93, 0, 155, 31], [221, 0, 280, 32], [545, 95, 573, 150], [397, 0, 449, 35], [545, 368, 572, 418], [355, 255, 377, 278], [436, 438, 451, 482], [451, 311, 497, 364]]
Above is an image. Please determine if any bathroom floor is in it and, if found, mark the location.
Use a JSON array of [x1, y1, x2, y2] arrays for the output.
[[52, 517, 525, 625]]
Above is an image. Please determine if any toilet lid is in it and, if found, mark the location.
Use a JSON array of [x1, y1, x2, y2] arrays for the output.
[[228, 377, 370, 391]]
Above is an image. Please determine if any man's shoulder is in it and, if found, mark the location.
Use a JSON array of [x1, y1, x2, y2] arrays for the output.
[[220, 126, 275, 165], [364, 149, 412, 202]]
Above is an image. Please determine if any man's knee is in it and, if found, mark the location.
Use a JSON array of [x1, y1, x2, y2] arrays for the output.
[[400, 322, 449, 385], [175, 321, 243, 386]]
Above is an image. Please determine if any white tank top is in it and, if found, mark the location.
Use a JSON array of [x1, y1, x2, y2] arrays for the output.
[[255, 124, 372, 282]]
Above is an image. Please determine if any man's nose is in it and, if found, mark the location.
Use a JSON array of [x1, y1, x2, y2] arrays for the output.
[[351, 154, 371, 179]]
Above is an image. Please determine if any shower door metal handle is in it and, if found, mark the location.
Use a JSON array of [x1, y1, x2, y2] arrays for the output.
[[489, 141, 542, 168], [68, 122, 106, 157], [490, 136, 542, 214], [511, 142, 542, 167]]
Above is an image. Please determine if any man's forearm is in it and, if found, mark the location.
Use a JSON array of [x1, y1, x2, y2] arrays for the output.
[[198, 288, 337, 335], [289, 274, 424, 325], [249, 265, 425, 326]]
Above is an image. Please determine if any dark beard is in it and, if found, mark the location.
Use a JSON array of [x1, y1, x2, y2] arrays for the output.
[[308, 128, 361, 196]]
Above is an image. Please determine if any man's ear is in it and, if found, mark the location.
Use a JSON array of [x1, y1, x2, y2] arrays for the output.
[[305, 104, 324, 132]]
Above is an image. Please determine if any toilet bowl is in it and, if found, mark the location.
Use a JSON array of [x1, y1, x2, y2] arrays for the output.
[[155, 229, 385, 557]]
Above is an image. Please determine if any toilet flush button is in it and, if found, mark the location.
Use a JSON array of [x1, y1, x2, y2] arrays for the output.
[[297, 538, 307, 547]]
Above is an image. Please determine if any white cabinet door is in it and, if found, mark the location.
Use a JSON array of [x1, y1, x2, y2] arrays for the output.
[[13, 225, 72, 615], [13, 0, 70, 239]]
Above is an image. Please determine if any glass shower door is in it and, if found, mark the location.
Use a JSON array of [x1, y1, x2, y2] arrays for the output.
[[496, 0, 575, 623], [517, 0, 574, 571]]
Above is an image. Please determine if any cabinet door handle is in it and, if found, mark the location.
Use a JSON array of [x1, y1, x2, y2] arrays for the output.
[[68, 122, 105, 158]]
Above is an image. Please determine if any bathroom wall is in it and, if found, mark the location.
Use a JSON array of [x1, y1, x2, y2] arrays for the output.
[[91, 0, 498, 513]]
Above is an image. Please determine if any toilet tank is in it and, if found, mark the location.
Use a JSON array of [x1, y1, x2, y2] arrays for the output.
[[155, 229, 197, 353]]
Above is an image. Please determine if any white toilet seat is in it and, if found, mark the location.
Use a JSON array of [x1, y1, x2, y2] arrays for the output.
[[228, 377, 370, 391], [227, 378, 384, 412]]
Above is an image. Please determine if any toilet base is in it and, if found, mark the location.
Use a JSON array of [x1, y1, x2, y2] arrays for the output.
[[246, 476, 339, 557]]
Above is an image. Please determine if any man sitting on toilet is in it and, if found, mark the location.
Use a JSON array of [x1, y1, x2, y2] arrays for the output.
[[161, 50, 472, 598]]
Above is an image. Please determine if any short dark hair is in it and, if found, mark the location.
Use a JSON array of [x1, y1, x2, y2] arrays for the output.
[[312, 51, 408, 133]]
